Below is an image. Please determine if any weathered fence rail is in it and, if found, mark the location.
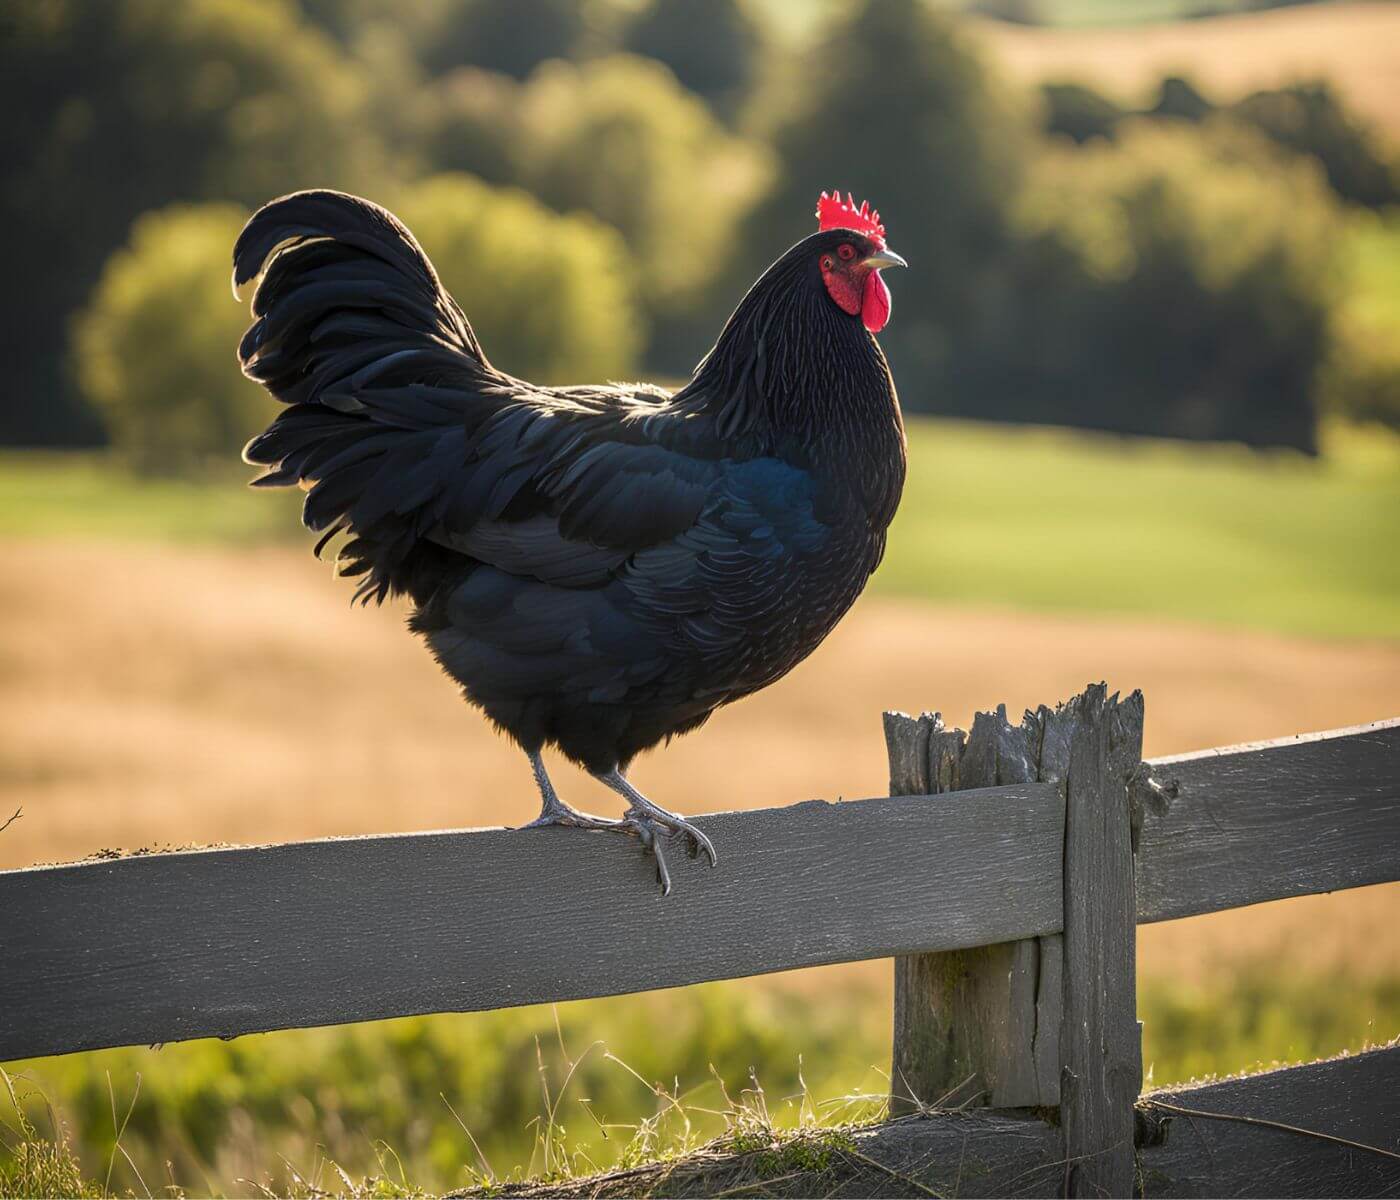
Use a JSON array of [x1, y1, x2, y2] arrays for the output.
[[1137, 717, 1400, 921], [0, 783, 1064, 1060], [3, 687, 1398, 1198]]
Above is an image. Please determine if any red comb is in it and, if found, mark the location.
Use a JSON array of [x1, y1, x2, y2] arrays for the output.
[[816, 191, 886, 249]]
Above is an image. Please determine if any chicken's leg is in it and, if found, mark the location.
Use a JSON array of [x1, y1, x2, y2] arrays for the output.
[[595, 769, 718, 874], [520, 750, 622, 831], [519, 753, 715, 898]]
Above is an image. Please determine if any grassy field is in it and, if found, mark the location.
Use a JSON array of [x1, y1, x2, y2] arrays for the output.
[[2, 418, 1398, 1194], [4, 414, 1398, 639], [0, 455, 297, 545], [887, 418, 1400, 639], [6, 955, 1399, 1197]]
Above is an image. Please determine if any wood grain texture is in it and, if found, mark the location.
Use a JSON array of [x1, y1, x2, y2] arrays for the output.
[[1057, 685, 1142, 1199], [887, 704, 1064, 1115], [1137, 1044, 1400, 1198], [1137, 718, 1400, 923], [0, 785, 1063, 1062]]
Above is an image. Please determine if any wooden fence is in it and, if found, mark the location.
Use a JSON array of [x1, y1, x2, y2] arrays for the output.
[[2, 684, 1398, 1197]]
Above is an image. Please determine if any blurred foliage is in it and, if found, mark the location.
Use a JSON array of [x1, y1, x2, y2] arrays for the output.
[[741, 0, 1029, 395], [1148, 74, 1215, 123], [393, 173, 642, 384], [1052, 73, 1400, 212], [1141, 967, 1400, 1089], [1325, 330, 1400, 433], [4, 961, 1396, 1195], [1000, 121, 1340, 451], [422, 69, 522, 186], [1323, 211, 1400, 433], [1040, 79, 1126, 143], [968, 0, 1046, 24], [69, 173, 641, 470], [5, 0, 1399, 459], [3, 982, 890, 1196], [1231, 81, 1400, 210], [73, 205, 273, 473], [418, 0, 585, 79], [622, 0, 763, 120], [0, 0, 383, 446], [516, 55, 771, 317]]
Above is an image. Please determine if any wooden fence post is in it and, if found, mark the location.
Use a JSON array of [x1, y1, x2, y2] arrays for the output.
[[886, 685, 1143, 1199], [1053, 685, 1143, 1197], [885, 705, 1064, 1114]]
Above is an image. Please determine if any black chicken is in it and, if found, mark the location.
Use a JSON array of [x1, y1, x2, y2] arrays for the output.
[[235, 188, 906, 893]]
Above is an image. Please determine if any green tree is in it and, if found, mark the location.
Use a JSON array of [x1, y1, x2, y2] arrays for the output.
[[739, 0, 1029, 398], [394, 173, 643, 384], [419, 0, 583, 78], [1229, 81, 1399, 210], [1324, 334, 1400, 432], [516, 55, 771, 317], [424, 69, 525, 186], [295, 0, 435, 46], [1040, 80, 1125, 144], [623, 0, 763, 120], [1321, 212, 1400, 433], [1148, 75, 1216, 123], [0, 0, 382, 446], [75, 177, 642, 474], [74, 206, 272, 472], [1004, 121, 1341, 451]]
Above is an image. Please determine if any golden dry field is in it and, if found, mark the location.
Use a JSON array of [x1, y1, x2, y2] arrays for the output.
[[972, 1, 1400, 141], [3, 536, 1397, 997]]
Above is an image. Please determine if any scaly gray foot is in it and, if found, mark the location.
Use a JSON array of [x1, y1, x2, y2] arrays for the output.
[[519, 803, 623, 832], [595, 769, 718, 871], [626, 801, 716, 868], [522, 753, 716, 895], [520, 749, 623, 832]]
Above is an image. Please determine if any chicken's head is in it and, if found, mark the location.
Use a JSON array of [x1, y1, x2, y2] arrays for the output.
[[814, 192, 906, 334]]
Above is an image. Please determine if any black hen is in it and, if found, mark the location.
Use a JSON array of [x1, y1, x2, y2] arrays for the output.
[[236, 188, 906, 892]]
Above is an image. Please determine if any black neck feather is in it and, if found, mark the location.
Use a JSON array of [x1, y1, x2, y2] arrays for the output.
[[675, 238, 906, 523]]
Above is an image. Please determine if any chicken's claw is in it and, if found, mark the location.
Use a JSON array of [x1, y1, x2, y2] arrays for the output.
[[617, 807, 715, 894], [623, 813, 672, 896]]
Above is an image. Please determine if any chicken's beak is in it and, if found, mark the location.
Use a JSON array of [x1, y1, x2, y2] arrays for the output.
[[864, 248, 907, 270]]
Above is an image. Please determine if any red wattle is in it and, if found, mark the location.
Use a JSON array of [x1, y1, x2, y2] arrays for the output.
[[862, 269, 891, 334]]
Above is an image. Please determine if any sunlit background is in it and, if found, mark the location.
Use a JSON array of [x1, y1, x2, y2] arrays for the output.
[[2, 0, 1399, 1194]]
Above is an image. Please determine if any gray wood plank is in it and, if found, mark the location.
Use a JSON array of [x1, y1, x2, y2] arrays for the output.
[[0, 784, 1063, 1062], [1057, 685, 1142, 1198], [1137, 1044, 1400, 1197], [1137, 718, 1400, 923]]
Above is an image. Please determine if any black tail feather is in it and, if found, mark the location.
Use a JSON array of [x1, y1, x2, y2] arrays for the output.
[[235, 189, 489, 603]]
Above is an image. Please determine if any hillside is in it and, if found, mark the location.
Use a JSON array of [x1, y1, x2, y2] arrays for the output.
[[970, 1, 1400, 141]]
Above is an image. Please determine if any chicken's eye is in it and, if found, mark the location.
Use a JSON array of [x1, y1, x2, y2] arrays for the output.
[[820, 255, 834, 271], [837, 243, 856, 262]]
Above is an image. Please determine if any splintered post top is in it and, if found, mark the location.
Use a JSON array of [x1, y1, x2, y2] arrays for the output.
[[816, 191, 886, 249]]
